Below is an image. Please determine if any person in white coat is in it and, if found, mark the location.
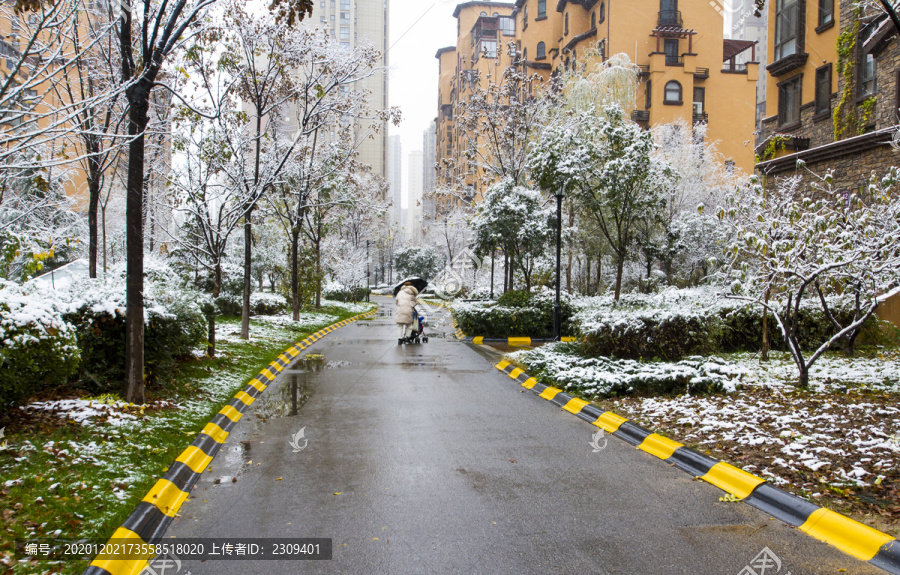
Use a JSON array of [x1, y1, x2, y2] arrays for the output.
[[395, 282, 421, 344]]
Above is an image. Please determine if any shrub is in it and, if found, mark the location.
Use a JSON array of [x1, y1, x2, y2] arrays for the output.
[[576, 288, 883, 360], [64, 273, 207, 392], [452, 288, 576, 338], [510, 342, 743, 398], [323, 281, 369, 303], [0, 280, 80, 407], [215, 292, 290, 316]]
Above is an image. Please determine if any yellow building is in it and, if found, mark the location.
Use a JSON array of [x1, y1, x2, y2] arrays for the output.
[[435, 1, 518, 202], [754, 0, 900, 196], [435, 0, 761, 199]]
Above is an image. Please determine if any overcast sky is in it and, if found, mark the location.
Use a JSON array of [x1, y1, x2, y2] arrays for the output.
[[387, 0, 458, 208]]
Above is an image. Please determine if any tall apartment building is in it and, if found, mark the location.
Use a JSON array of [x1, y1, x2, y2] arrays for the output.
[[315, 0, 389, 180], [422, 125, 437, 220], [407, 150, 425, 241], [435, 0, 761, 201], [727, 0, 769, 134], [387, 135, 402, 226], [755, 1, 900, 193]]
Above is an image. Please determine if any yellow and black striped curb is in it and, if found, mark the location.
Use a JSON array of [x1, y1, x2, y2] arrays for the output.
[[494, 360, 900, 575], [82, 309, 376, 575], [452, 321, 576, 345]]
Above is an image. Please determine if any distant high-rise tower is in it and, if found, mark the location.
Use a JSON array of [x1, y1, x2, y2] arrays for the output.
[[407, 150, 424, 242], [422, 125, 436, 220], [388, 135, 402, 226], [317, 0, 389, 180]]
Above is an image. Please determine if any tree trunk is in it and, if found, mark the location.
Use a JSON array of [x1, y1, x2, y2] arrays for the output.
[[240, 207, 252, 339], [208, 263, 222, 357], [613, 251, 625, 302], [798, 363, 809, 389], [124, 80, 151, 405], [597, 252, 602, 294], [314, 233, 322, 309], [761, 289, 770, 361], [87, 158, 101, 279], [101, 203, 108, 277], [291, 227, 300, 321], [585, 256, 592, 297]]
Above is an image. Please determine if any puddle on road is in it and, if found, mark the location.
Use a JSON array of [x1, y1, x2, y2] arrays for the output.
[[248, 355, 333, 426]]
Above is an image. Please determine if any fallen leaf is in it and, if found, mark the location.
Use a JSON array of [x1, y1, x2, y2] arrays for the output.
[[333, 492, 342, 495], [275, 477, 283, 481]]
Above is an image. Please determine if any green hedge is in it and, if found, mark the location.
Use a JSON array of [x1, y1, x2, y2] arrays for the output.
[[0, 282, 80, 407], [577, 292, 889, 360], [452, 290, 577, 338]]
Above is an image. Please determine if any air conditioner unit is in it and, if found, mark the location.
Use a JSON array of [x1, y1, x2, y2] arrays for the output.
[[693, 102, 703, 115]]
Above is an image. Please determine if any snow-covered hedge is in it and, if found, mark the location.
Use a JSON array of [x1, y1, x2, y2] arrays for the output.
[[576, 288, 884, 360], [0, 281, 80, 406], [322, 281, 368, 303], [63, 271, 207, 391], [215, 291, 289, 316], [509, 342, 746, 398], [451, 289, 577, 338]]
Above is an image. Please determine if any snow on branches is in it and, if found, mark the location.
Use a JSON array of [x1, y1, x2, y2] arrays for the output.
[[718, 168, 900, 387]]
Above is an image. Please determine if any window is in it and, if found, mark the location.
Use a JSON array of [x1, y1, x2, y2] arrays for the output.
[[340, 0, 349, 9], [664, 38, 679, 65], [536, 41, 546, 59], [646, 80, 652, 108], [591, 11, 596, 29], [778, 75, 802, 126], [538, 0, 546, 18], [340, 12, 349, 22], [479, 40, 498, 59], [329, 0, 334, 7], [774, 0, 799, 61], [815, 64, 831, 115], [600, 2, 605, 23], [500, 16, 515, 36], [340, 27, 349, 39], [523, 6, 528, 30], [859, 53, 876, 97], [480, 11, 487, 16], [818, 0, 833, 27], [693, 87, 705, 111], [330, 14, 335, 21], [565, 12, 569, 35], [523, 47, 528, 62], [664, 80, 682, 103]]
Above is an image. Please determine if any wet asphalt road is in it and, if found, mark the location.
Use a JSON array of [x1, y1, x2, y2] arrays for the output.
[[166, 299, 880, 575]]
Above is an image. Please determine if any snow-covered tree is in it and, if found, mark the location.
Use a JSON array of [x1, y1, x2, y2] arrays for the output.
[[718, 168, 900, 387], [530, 104, 670, 300], [394, 246, 444, 282], [455, 43, 556, 190], [471, 177, 552, 292]]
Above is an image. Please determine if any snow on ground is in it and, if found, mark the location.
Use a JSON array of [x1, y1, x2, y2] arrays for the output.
[[510, 344, 900, 518]]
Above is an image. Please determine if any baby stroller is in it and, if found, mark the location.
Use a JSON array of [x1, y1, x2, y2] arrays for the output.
[[404, 307, 428, 344]]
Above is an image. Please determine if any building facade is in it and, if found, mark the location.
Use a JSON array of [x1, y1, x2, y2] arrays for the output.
[[316, 0, 389, 179], [407, 150, 425, 241], [434, 0, 761, 211], [755, 1, 899, 194], [388, 135, 402, 226]]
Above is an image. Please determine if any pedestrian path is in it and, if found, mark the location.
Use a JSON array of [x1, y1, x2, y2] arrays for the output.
[[163, 301, 882, 575]]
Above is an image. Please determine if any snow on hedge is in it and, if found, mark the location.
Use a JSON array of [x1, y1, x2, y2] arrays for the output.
[[509, 342, 747, 397]]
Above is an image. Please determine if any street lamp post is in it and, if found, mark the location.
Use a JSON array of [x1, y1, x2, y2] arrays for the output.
[[553, 188, 564, 341], [365, 240, 371, 303]]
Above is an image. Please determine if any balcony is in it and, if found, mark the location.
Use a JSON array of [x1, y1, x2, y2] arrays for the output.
[[722, 62, 749, 74], [693, 67, 709, 79], [658, 10, 683, 28], [631, 110, 650, 122], [693, 111, 709, 124], [636, 64, 650, 77]]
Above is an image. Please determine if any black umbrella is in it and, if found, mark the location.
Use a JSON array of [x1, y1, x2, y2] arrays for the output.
[[393, 277, 428, 297]]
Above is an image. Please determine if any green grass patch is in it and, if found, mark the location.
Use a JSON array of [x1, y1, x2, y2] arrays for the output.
[[0, 305, 373, 574]]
